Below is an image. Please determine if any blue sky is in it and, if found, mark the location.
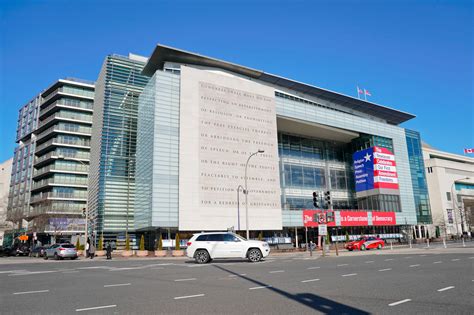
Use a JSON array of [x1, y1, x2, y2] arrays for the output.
[[0, 0, 472, 162]]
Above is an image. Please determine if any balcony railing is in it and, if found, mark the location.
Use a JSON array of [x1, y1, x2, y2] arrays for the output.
[[34, 151, 90, 165], [39, 100, 93, 118], [38, 112, 93, 129], [36, 125, 92, 143], [35, 138, 91, 153], [30, 191, 88, 203], [31, 178, 88, 191], [33, 164, 89, 178]]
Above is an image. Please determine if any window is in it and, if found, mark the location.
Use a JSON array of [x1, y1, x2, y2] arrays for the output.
[[207, 234, 224, 242], [196, 235, 208, 241], [223, 234, 240, 242], [446, 192, 451, 201]]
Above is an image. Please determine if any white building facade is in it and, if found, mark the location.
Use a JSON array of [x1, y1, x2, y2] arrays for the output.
[[423, 145, 474, 237]]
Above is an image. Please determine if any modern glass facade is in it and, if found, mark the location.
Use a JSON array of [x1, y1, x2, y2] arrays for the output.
[[278, 133, 357, 211], [30, 79, 94, 234], [135, 69, 180, 230], [7, 95, 41, 227], [88, 54, 149, 236], [405, 129, 432, 224]]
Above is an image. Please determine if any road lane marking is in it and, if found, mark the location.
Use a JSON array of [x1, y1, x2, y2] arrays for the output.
[[228, 274, 246, 277], [9, 271, 56, 276], [174, 278, 196, 282], [301, 278, 320, 283], [76, 305, 116, 312], [249, 285, 272, 290], [365, 261, 374, 263], [409, 264, 420, 267], [104, 283, 131, 287], [174, 294, 205, 300], [451, 259, 460, 261], [0, 270, 27, 274], [378, 268, 392, 272], [469, 257, 474, 259], [433, 261, 442, 264], [341, 273, 357, 277], [13, 290, 49, 295], [388, 299, 411, 306], [63, 271, 79, 274], [77, 266, 110, 270], [269, 270, 285, 273], [337, 264, 348, 267], [384, 258, 394, 261], [420, 255, 427, 257], [404, 257, 412, 259], [437, 286, 455, 292], [307, 267, 320, 270]]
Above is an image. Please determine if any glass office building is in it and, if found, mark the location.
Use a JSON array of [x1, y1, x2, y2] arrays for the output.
[[29, 79, 95, 238], [134, 45, 431, 241], [88, 54, 149, 239]]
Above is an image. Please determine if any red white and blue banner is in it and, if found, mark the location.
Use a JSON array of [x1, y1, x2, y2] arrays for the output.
[[303, 210, 397, 227], [353, 146, 399, 191]]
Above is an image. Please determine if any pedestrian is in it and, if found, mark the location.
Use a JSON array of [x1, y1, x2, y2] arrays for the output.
[[85, 239, 90, 258], [89, 242, 95, 259], [106, 242, 112, 260]]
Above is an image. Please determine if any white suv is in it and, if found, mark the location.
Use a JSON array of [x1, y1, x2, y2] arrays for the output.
[[186, 232, 270, 264]]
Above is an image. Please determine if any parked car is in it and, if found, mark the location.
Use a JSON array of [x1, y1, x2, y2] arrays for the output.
[[345, 236, 385, 251], [44, 243, 78, 260], [0, 246, 11, 257], [30, 246, 47, 258], [186, 232, 270, 264]]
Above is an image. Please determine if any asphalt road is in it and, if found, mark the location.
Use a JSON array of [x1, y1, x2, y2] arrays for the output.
[[0, 247, 473, 314]]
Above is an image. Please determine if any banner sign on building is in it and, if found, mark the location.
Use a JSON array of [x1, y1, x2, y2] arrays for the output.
[[353, 146, 399, 192], [303, 210, 397, 227]]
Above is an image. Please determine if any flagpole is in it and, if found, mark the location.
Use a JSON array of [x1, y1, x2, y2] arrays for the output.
[[356, 86, 360, 99], [364, 90, 367, 101]]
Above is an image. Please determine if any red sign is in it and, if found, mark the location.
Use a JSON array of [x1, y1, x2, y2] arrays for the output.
[[372, 212, 396, 226], [303, 210, 397, 227], [339, 211, 369, 226]]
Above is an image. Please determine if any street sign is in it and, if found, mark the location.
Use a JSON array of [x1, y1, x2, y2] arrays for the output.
[[318, 224, 327, 236]]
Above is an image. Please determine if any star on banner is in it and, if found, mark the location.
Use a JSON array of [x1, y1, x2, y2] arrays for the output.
[[364, 153, 371, 162]]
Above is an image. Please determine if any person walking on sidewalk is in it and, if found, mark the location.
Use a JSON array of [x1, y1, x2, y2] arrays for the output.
[[85, 239, 90, 258], [106, 242, 112, 260], [89, 243, 95, 259]]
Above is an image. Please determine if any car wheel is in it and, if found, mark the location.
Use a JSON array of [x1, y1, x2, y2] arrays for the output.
[[194, 250, 210, 264], [248, 248, 262, 262], [360, 245, 366, 251], [377, 244, 382, 250], [71, 256, 77, 260], [54, 253, 59, 260], [348, 249, 353, 251]]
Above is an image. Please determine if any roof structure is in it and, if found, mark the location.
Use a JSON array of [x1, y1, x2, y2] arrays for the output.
[[143, 44, 415, 125]]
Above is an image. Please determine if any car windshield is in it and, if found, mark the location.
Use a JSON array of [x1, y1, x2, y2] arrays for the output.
[[358, 237, 367, 241], [60, 244, 75, 248]]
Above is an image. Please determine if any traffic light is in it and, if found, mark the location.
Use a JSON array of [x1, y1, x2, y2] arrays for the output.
[[312, 191, 319, 208], [324, 191, 331, 206]]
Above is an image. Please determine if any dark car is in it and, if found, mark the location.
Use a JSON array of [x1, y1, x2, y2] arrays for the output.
[[0, 246, 11, 257], [30, 246, 47, 258]]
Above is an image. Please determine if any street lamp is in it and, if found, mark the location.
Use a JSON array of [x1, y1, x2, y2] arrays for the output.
[[57, 155, 89, 256], [236, 185, 244, 231], [244, 150, 264, 240], [451, 177, 470, 237]]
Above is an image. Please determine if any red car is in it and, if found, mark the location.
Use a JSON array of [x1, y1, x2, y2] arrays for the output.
[[345, 236, 385, 251]]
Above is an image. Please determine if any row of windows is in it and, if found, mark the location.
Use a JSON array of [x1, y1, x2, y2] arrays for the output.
[[279, 133, 347, 162], [357, 195, 401, 212]]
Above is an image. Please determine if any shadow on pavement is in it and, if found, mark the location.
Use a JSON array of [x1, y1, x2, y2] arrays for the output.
[[213, 264, 369, 315]]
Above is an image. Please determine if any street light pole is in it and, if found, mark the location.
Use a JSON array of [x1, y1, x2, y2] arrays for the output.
[[237, 185, 244, 231], [244, 150, 264, 240]]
